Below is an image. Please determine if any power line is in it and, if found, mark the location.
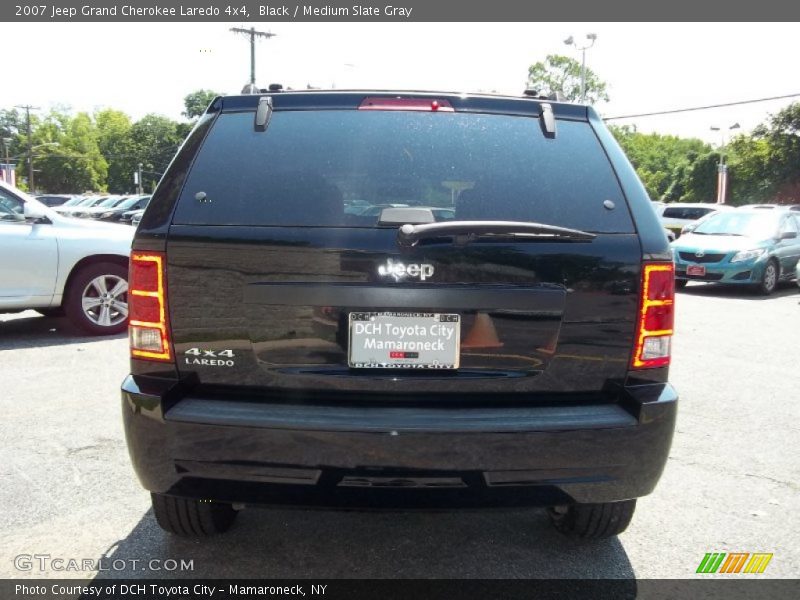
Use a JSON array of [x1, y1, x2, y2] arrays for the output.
[[603, 93, 800, 120], [8, 143, 181, 162]]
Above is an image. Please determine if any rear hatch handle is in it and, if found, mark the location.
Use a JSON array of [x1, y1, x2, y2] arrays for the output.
[[397, 220, 596, 247]]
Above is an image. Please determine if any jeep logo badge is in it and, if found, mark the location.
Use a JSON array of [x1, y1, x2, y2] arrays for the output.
[[378, 258, 434, 281]]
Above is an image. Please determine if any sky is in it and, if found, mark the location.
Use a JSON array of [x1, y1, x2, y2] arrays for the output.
[[1, 22, 798, 145]]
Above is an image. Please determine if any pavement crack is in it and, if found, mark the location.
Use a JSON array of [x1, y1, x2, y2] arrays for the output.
[[743, 472, 798, 490], [669, 455, 798, 490]]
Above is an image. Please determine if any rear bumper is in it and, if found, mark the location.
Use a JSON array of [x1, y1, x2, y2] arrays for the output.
[[121, 376, 677, 508]]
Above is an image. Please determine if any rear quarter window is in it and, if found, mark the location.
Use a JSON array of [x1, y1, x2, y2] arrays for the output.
[[173, 110, 634, 233]]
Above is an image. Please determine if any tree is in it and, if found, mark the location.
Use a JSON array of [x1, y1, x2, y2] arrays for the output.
[[33, 110, 107, 193], [183, 89, 220, 119], [664, 152, 719, 203], [610, 125, 711, 201], [129, 114, 184, 192], [728, 103, 800, 203], [527, 55, 609, 104], [96, 109, 136, 193], [0, 109, 24, 184]]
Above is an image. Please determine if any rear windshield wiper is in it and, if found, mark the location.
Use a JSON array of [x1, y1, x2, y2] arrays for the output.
[[396, 220, 596, 247]]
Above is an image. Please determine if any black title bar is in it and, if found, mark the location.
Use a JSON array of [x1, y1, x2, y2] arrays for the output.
[[3, 0, 800, 21], [3, 579, 800, 600]]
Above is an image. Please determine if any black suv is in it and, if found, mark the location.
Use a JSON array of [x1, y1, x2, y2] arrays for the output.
[[122, 91, 677, 539]]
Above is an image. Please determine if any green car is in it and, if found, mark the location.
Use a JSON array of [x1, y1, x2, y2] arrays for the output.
[[671, 209, 800, 294]]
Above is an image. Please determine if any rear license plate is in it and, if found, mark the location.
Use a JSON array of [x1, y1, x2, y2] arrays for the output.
[[687, 265, 706, 277], [348, 312, 460, 369]]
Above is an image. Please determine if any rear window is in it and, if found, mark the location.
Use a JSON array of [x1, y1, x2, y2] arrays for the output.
[[173, 110, 633, 233], [662, 206, 715, 220]]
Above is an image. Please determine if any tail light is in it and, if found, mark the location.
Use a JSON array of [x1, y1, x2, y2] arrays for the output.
[[129, 251, 171, 362], [632, 262, 674, 369]]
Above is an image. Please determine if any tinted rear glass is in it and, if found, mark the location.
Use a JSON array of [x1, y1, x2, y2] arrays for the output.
[[173, 110, 633, 233], [663, 206, 715, 220]]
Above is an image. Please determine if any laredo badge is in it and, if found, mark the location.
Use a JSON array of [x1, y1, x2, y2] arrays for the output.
[[184, 347, 236, 367]]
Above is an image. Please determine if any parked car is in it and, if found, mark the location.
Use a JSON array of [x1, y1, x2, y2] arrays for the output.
[[122, 90, 677, 540], [680, 210, 720, 236], [356, 203, 410, 216], [130, 210, 144, 227], [0, 180, 133, 334], [659, 202, 734, 238], [672, 209, 800, 294], [93, 195, 151, 222], [119, 197, 152, 224], [797, 260, 800, 290], [739, 203, 800, 211], [54, 195, 109, 216], [34, 194, 76, 207], [72, 195, 126, 218], [356, 204, 455, 221]]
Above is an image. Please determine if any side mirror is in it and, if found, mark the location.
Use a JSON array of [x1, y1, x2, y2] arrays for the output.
[[23, 202, 48, 221], [779, 231, 798, 240]]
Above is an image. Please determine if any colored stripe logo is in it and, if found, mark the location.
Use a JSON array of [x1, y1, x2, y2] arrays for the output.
[[697, 552, 773, 574]]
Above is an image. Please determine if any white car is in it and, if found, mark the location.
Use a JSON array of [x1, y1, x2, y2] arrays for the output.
[[659, 202, 734, 238], [0, 180, 133, 335]]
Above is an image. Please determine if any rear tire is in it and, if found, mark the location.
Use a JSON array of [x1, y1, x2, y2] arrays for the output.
[[64, 262, 129, 335], [151, 493, 237, 536], [675, 279, 688, 290], [548, 499, 637, 539]]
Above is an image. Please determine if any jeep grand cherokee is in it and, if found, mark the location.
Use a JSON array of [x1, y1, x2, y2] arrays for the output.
[[122, 91, 677, 539]]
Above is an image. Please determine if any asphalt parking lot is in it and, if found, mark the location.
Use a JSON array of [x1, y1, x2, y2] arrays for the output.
[[2, 282, 799, 580]]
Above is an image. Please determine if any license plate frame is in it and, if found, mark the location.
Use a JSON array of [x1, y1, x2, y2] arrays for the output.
[[348, 312, 461, 369], [687, 265, 706, 277]]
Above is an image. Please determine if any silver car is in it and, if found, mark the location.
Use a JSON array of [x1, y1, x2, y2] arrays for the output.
[[0, 180, 133, 335], [797, 259, 800, 290]]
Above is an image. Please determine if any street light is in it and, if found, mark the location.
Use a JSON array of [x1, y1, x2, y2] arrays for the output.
[[709, 123, 740, 154], [709, 123, 740, 204], [564, 33, 597, 103]]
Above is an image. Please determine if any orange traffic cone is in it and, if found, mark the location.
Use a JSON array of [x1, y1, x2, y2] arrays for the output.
[[461, 312, 504, 349], [537, 330, 559, 354]]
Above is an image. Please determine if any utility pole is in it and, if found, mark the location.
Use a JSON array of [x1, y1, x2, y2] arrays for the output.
[[1, 138, 10, 183], [710, 123, 740, 204], [230, 27, 277, 87], [137, 163, 143, 195], [15, 105, 40, 192]]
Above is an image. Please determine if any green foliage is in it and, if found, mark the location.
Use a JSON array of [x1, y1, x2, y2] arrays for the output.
[[728, 103, 800, 203], [183, 89, 220, 119], [16, 110, 107, 193], [610, 125, 712, 201], [527, 55, 609, 104], [129, 115, 184, 192], [96, 109, 135, 193], [2, 103, 194, 193]]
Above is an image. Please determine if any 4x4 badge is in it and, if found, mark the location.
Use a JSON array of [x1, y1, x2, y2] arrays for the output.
[[378, 258, 434, 281]]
